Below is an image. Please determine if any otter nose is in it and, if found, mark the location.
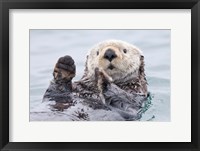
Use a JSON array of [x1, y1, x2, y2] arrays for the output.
[[104, 49, 117, 62]]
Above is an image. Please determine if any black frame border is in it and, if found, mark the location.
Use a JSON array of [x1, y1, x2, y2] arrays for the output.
[[0, 0, 199, 151]]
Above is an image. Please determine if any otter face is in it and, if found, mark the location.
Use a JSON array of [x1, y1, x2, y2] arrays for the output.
[[86, 40, 143, 82]]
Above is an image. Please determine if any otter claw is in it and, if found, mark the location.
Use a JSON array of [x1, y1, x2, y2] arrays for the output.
[[100, 69, 113, 83], [95, 67, 113, 83], [58, 55, 75, 66], [57, 55, 75, 72]]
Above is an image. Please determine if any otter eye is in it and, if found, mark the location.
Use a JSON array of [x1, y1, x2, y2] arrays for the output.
[[97, 51, 99, 56], [123, 49, 127, 53]]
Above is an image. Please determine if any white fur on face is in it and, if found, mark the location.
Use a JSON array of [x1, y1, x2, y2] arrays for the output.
[[86, 40, 142, 82]]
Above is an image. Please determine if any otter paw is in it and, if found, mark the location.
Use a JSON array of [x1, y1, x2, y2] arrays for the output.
[[53, 55, 76, 81], [95, 68, 112, 94], [95, 68, 113, 84]]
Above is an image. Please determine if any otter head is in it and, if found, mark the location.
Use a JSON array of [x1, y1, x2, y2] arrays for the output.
[[84, 40, 144, 83]]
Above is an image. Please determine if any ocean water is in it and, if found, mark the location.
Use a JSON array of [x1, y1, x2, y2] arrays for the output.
[[30, 30, 170, 121]]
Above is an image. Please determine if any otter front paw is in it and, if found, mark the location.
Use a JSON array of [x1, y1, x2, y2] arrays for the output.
[[53, 55, 76, 82], [95, 68, 113, 104]]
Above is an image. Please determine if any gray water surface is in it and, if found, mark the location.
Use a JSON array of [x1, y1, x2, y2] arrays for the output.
[[30, 30, 170, 121]]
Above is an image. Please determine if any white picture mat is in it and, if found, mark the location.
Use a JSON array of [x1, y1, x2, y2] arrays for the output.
[[9, 9, 191, 142]]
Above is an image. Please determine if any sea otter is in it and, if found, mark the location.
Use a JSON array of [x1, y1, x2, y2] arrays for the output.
[[43, 40, 148, 121]]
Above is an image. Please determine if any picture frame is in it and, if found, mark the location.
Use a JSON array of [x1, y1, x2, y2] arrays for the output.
[[0, 0, 199, 151]]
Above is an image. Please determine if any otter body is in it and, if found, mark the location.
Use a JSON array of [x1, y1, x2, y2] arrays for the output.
[[43, 40, 148, 121]]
